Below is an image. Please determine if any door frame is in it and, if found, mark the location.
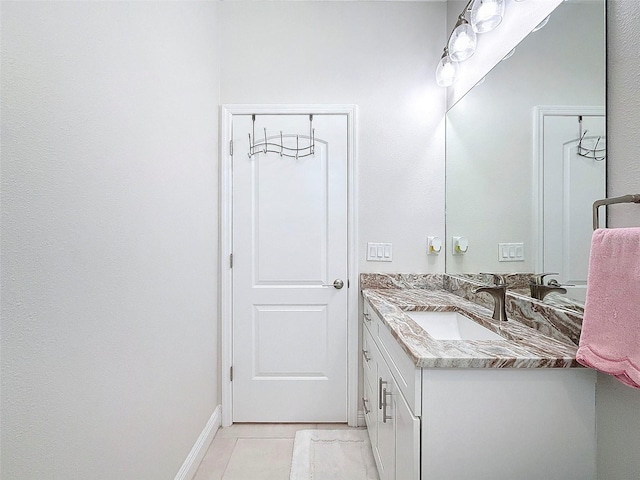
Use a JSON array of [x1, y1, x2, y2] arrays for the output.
[[531, 105, 605, 273], [220, 104, 358, 427]]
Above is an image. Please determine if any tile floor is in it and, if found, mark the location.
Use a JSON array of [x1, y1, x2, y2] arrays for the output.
[[193, 423, 362, 480]]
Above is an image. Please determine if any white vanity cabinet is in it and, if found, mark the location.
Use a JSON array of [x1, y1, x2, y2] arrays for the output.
[[362, 297, 597, 480], [363, 301, 420, 480]]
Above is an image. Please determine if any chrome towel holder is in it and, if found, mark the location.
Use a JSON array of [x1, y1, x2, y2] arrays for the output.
[[247, 114, 315, 159], [593, 194, 640, 230]]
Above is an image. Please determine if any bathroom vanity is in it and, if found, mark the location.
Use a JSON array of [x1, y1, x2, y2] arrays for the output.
[[361, 274, 596, 480]]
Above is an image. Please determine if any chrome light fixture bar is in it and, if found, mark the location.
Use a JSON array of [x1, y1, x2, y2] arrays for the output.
[[435, 0, 506, 88]]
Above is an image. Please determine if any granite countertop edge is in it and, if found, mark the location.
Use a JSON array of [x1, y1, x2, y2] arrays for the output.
[[362, 288, 580, 369]]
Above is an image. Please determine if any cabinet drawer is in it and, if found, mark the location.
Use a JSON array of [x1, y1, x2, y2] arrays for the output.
[[362, 327, 376, 385], [363, 300, 375, 334], [363, 373, 376, 437]]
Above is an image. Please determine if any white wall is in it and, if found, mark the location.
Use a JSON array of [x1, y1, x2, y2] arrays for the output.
[[597, 1, 640, 478], [446, 1, 605, 273], [219, 1, 447, 274], [0, 2, 220, 479]]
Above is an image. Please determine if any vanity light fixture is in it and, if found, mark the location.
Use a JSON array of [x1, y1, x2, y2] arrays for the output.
[[435, 0, 506, 88], [448, 14, 477, 62], [435, 48, 459, 87], [470, 0, 505, 34]]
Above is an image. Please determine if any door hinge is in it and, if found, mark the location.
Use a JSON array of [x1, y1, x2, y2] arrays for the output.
[[348, 279, 350, 288], [229, 139, 233, 156], [230, 366, 233, 381], [230, 253, 233, 268]]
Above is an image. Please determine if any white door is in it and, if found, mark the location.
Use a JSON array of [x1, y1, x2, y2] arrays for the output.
[[231, 113, 348, 422], [543, 114, 605, 302]]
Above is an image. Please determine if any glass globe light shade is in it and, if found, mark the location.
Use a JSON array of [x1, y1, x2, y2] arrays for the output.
[[435, 53, 459, 87], [471, 0, 505, 34], [448, 19, 477, 62]]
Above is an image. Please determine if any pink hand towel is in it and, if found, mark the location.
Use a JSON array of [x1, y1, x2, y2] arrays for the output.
[[577, 227, 640, 388]]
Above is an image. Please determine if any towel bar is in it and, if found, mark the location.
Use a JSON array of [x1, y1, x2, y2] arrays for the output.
[[593, 194, 640, 230]]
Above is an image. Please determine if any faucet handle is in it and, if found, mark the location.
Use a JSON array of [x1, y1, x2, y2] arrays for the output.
[[547, 279, 575, 287], [480, 273, 514, 286], [474, 284, 507, 294], [531, 273, 559, 285]]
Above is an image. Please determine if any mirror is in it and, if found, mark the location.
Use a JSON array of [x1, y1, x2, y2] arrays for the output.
[[445, 0, 606, 312]]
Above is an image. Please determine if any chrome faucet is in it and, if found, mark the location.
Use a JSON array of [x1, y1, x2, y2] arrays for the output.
[[529, 273, 567, 301], [474, 284, 508, 321]]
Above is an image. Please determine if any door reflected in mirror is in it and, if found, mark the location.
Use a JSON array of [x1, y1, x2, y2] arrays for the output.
[[445, 0, 605, 312]]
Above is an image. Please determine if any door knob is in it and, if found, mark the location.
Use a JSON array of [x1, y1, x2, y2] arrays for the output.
[[322, 279, 344, 289]]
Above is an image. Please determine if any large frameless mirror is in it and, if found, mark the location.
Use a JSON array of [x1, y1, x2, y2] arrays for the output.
[[445, 0, 606, 313]]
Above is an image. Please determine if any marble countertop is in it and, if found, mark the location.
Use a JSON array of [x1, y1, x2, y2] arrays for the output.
[[362, 287, 580, 369]]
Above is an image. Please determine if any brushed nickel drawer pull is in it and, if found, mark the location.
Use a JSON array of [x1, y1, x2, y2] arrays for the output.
[[362, 348, 371, 362], [382, 387, 392, 423], [378, 377, 387, 410], [362, 397, 370, 415]]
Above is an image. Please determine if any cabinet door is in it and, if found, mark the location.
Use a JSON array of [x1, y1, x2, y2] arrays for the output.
[[377, 357, 396, 480], [393, 375, 420, 480]]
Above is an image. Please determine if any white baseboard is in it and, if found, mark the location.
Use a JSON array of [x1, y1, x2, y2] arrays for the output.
[[174, 405, 221, 480]]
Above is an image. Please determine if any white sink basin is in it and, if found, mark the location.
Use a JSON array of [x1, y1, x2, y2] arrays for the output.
[[406, 311, 503, 341]]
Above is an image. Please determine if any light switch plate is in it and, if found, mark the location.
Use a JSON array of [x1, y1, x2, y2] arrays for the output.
[[498, 243, 525, 262], [367, 242, 392, 262]]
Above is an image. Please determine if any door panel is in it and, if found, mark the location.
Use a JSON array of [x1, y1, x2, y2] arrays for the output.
[[253, 140, 328, 283], [543, 114, 605, 302], [252, 304, 328, 377], [232, 114, 348, 422]]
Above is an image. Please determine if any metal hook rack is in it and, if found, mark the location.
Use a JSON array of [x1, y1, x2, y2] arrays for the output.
[[577, 116, 606, 161], [247, 115, 315, 159]]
